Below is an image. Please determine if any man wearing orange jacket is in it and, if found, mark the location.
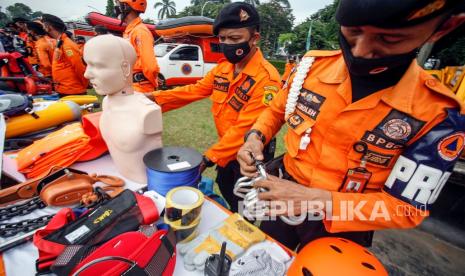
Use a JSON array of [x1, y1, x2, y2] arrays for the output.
[[41, 14, 88, 95], [26, 21, 55, 78], [281, 55, 297, 85], [12, 17, 39, 68], [238, 0, 465, 249], [147, 3, 281, 212], [116, 0, 159, 92]]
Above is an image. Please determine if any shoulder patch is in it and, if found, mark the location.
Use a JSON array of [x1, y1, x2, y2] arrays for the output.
[[437, 132, 465, 161], [383, 108, 465, 210], [263, 85, 279, 106], [65, 49, 74, 57]]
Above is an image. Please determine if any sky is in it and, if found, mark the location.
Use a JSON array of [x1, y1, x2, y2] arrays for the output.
[[1, 0, 334, 25]]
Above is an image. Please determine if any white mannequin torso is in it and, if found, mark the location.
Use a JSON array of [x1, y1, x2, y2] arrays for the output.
[[100, 91, 162, 183], [83, 35, 163, 184]]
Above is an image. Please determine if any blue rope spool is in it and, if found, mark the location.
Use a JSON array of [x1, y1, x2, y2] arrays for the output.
[[143, 147, 203, 196]]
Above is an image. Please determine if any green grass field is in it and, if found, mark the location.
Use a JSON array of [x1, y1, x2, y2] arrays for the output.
[[160, 99, 288, 180]]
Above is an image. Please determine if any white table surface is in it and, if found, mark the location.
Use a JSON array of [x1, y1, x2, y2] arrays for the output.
[[0, 154, 236, 276]]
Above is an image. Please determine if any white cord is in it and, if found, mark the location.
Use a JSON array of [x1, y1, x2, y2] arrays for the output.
[[284, 57, 315, 120]]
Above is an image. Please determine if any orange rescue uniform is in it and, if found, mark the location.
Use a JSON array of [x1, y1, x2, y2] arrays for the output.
[[153, 49, 281, 167], [27, 38, 39, 67], [252, 50, 465, 232], [123, 17, 159, 92], [52, 33, 89, 95], [35, 36, 55, 77]]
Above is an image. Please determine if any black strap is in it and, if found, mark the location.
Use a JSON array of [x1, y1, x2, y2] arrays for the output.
[[144, 229, 176, 276], [133, 73, 148, 83]]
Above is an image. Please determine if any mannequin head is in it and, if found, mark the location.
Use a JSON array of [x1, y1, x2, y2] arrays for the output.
[[83, 34, 136, 95]]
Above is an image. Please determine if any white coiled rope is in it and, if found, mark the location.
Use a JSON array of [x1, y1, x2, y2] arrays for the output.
[[284, 57, 315, 120]]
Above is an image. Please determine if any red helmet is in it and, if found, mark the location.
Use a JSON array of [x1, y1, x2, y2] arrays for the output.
[[118, 0, 147, 13], [287, 237, 388, 276]]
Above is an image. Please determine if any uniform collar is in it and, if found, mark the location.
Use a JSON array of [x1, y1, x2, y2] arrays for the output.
[[384, 60, 465, 114], [316, 52, 348, 84], [59, 33, 69, 44], [125, 17, 142, 34], [220, 48, 264, 77], [317, 53, 465, 114]]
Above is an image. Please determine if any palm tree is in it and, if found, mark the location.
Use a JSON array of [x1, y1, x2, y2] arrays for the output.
[[244, 0, 260, 7], [154, 0, 176, 20]]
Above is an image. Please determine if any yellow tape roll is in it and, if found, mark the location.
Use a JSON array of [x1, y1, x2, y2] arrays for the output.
[[164, 186, 204, 227], [166, 216, 201, 243]]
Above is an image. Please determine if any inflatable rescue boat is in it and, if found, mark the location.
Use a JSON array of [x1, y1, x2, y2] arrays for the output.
[[85, 12, 157, 36], [155, 16, 214, 37]]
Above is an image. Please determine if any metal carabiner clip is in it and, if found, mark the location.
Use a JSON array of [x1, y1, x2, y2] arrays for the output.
[[233, 177, 256, 198]]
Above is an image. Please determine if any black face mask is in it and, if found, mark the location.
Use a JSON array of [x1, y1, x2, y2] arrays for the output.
[[338, 32, 417, 77], [115, 3, 131, 26], [220, 41, 251, 64]]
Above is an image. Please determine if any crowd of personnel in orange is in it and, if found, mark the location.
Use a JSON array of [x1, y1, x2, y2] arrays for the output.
[[25, 21, 56, 78], [41, 14, 89, 95]]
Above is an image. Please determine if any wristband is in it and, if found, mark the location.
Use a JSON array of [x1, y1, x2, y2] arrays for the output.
[[202, 156, 215, 168], [244, 129, 266, 144]]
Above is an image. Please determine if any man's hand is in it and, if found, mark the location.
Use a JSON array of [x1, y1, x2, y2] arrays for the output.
[[199, 155, 214, 175], [237, 133, 265, 177], [254, 175, 332, 217], [199, 160, 207, 174]]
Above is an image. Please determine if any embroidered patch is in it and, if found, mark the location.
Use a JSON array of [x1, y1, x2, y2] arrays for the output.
[[234, 77, 256, 102], [375, 110, 425, 143], [228, 96, 244, 112], [213, 76, 230, 93], [364, 150, 394, 167], [237, 76, 256, 95], [287, 113, 304, 129], [362, 131, 405, 150], [296, 88, 326, 120], [262, 85, 278, 106], [239, 9, 250, 22], [65, 49, 73, 57], [437, 132, 465, 161]]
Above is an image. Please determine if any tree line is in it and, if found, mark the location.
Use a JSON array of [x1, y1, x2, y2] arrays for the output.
[[1, 1, 464, 66]]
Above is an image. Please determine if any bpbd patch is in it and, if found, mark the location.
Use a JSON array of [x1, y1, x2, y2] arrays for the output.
[[363, 110, 425, 149], [234, 76, 256, 102]]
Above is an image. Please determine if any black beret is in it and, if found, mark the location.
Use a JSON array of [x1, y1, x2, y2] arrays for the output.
[[213, 2, 260, 35], [26, 21, 47, 35], [336, 0, 464, 28], [41, 14, 66, 32], [12, 17, 29, 23]]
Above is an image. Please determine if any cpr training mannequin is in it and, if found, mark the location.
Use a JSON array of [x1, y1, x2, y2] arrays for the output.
[[83, 34, 162, 184]]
